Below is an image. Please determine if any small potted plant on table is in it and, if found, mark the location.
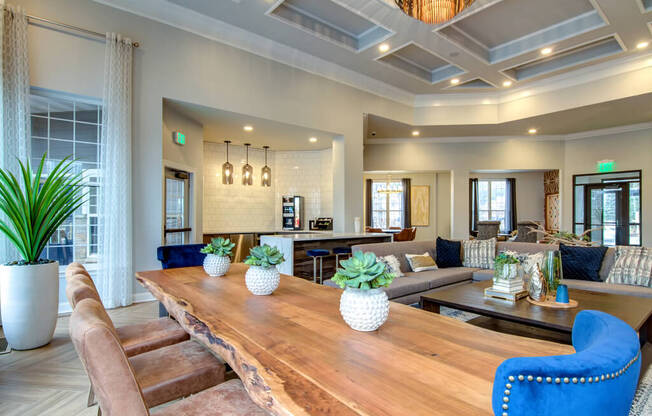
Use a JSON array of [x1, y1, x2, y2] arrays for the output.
[[332, 251, 395, 332], [0, 155, 85, 350], [200, 237, 235, 277], [244, 244, 285, 295]]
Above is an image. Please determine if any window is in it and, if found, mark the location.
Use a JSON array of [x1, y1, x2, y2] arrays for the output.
[[476, 179, 507, 232], [30, 90, 102, 269], [371, 180, 403, 229], [573, 171, 641, 246]]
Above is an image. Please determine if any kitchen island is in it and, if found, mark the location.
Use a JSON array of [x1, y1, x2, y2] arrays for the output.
[[260, 232, 392, 281]]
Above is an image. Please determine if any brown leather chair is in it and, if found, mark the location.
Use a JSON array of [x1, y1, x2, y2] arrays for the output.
[[394, 227, 417, 242], [70, 298, 267, 416], [65, 263, 189, 357], [366, 227, 383, 233]]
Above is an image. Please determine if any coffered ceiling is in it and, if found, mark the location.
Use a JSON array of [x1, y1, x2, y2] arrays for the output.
[[107, 0, 651, 97]]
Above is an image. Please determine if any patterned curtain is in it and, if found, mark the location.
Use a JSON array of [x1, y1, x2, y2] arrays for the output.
[[0, 3, 30, 264], [96, 33, 133, 308]]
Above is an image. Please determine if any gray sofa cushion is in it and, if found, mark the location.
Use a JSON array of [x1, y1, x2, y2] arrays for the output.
[[352, 240, 435, 273], [496, 241, 559, 254], [562, 279, 652, 298], [473, 270, 494, 281]]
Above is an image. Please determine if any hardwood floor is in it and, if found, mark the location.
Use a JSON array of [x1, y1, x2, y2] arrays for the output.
[[0, 301, 160, 416]]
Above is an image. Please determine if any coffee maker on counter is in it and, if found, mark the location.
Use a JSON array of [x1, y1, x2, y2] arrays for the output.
[[310, 217, 333, 231], [282, 196, 304, 230]]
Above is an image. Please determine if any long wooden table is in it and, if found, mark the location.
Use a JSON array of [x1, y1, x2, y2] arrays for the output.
[[136, 264, 573, 416]]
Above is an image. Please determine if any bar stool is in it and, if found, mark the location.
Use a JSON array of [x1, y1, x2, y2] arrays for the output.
[[332, 247, 352, 268], [306, 249, 329, 284]]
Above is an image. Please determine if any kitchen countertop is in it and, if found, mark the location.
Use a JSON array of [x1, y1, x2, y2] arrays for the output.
[[203, 230, 330, 235], [263, 232, 392, 241]]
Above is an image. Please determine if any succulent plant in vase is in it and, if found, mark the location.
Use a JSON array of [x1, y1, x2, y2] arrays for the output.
[[243, 244, 285, 295], [332, 251, 395, 332], [200, 237, 235, 277], [493, 252, 521, 281]]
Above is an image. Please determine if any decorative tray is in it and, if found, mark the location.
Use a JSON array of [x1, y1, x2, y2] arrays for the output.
[[526, 296, 578, 309]]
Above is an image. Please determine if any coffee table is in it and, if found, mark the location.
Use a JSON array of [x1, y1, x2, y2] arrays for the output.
[[420, 280, 652, 346]]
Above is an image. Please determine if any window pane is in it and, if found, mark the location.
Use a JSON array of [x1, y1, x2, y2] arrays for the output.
[[574, 224, 584, 236], [491, 211, 505, 231], [478, 181, 489, 210], [479, 210, 489, 221], [50, 119, 73, 140], [49, 139, 73, 161], [603, 225, 616, 247], [372, 211, 386, 229], [165, 178, 185, 229], [629, 225, 640, 246], [31, 116, 47, 137], [31, 137, 48, 161], [49, 98, 74, 120], [629, 183, 640, 224], [76, 103, 99, 123], [76, 143, 98, 164], [574, 185, 584, 223], [389, 211, 402, 228], [491, 181, 506, 210], [372, 182, 386, 211], [389, 191, 402, 211], [75, 122, 98, 143]]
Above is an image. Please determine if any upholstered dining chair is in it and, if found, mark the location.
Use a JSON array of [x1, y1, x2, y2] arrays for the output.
[[394, 227, 417, 242], [70, 298, 268, 416], [492, 310, 641, 416], [156, 244, 206, 316]]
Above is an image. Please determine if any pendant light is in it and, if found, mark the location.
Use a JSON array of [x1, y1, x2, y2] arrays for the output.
[[261, 145, 271, 187], [242, 143, 253, 186], [222, 140, 233, 185]]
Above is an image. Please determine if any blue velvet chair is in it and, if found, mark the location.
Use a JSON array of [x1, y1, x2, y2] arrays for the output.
[[492, 310, 641, 416], [156, 244, 206, 316]]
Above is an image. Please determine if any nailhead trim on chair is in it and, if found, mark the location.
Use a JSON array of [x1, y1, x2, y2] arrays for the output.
[[499, 351, 640, 416]]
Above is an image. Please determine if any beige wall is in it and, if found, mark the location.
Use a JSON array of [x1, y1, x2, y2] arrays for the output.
[[19, 0, 413, 298], [363, 173, 438, 241]]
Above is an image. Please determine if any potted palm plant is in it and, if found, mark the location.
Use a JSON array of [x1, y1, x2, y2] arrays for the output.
[[243, 244, 285, 295], [0, 155, 85, 350], [332, 251, 395, 332], [200, 237, 235, 277]]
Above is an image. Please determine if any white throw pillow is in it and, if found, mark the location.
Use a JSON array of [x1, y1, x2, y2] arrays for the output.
[[463, 238, 496, 269], [405, 253, 438, 272], [379, 255, 405, 277], [606, 247, 652, 288]]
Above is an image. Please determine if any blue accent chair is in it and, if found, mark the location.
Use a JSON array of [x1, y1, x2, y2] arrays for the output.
[[156, 244, 206, 317], [492, 310, 641, 416]]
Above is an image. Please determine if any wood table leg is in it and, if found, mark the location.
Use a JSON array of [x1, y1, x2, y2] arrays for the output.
[[421, 299, 440, 314]]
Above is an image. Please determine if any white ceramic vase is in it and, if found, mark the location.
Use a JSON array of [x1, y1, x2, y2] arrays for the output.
[[339, 287, 389, 332], [203, 254, 231, 277], [0, 261, 59, 350], [245, 265, 280, 296]]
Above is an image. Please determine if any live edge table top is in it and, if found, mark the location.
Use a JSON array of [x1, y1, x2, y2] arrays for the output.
[[421, 280, 652, 336], [136, 264, 573, 416]]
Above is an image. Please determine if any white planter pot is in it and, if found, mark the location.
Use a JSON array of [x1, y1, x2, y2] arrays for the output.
[[245, 265, 280, 296], [0, 261, 59, 350], [339, 287, 389, 332], [203, 254, 231, 277]]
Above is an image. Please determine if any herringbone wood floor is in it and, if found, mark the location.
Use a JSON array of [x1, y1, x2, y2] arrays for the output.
[[0, 301, 160, 416]]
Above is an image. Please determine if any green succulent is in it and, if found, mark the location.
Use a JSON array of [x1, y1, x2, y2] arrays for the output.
[[332, 251, 395, 290], [244, 244, 285, 268], [200, 237, 235, 257]]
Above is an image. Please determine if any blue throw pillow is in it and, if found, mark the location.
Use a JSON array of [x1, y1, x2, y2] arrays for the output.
[[436, 237, 462, 268], [559, 243, 608, 282]]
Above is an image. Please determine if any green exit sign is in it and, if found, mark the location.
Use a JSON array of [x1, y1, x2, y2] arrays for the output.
[[597, 160, 615, 173], [173, 131, 186, 145]]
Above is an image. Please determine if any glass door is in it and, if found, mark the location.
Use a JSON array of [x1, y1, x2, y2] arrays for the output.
[[164, 168, 191, 245], [584, 183, 626, 246]]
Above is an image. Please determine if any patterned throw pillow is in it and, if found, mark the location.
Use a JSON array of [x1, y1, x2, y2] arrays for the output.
[[436, 237, 463, 268], [378, 255, 405, 277], [606, 247, 652, 288], [463, 238, 496, 269], [405, 253, 438, 272], [560, 243, 608, 282]]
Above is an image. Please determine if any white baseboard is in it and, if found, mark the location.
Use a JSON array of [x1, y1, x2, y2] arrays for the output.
[[57, 292, 157, 316]]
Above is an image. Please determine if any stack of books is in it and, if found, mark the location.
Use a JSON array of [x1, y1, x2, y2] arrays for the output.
[[484, 278, 527, 302]]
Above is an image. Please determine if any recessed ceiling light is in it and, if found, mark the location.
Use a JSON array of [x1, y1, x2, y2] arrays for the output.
[[636, 41, 649, 50], [528, 128, 537, 134], [502, 80, 512, 87], [243, 125, 253, 132], [412, 130, 420, 136], [450, 78, 460, 85], [482, 99, 491, 105], [309, 137, 318, 143], [378, 43, 390, 53], [540, 47, 553, 55]]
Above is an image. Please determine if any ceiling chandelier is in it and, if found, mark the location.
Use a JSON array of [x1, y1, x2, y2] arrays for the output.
[[394, 0, 475, 24]]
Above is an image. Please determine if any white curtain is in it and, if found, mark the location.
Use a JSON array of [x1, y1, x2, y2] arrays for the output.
[[0, 3, 30, 265], [96, 33, 133, 308]]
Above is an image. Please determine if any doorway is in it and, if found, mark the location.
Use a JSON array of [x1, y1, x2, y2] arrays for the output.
[[574, 171, 641, 246], [164, 167, 191, 245]]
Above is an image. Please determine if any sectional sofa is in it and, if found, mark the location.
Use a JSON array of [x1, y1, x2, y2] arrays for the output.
[[324, 240, 652, 304]]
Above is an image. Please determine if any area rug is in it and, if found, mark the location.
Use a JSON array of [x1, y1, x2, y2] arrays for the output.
[[414, 303, 652, 416]]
